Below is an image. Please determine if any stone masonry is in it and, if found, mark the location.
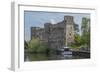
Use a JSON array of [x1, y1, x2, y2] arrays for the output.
[[31, 16, 75, 49]]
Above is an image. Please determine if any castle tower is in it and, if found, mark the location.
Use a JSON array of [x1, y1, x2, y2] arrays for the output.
[[31, 27, 38, 39], [64, 16, 74, 46], [31, 27, 42, 40]]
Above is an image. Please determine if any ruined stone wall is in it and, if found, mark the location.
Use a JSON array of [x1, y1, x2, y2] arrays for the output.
[[31, 16, 75, 49], [44, 21, 66, 49], [31, 27, 45, 41]]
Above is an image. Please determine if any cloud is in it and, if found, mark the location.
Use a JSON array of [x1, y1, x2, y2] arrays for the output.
[[50, 19, 56, 24]]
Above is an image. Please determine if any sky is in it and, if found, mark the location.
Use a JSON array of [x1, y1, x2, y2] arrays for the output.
[[24, 11, 90, 41]]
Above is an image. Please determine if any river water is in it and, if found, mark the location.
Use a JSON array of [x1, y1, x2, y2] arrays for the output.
[[24, 52, 89, 61]]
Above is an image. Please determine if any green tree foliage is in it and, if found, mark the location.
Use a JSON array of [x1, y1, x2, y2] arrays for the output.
[[74, 34, 81, 46], [28, 37, 40, 51], [70, 17, 90, 50], [81, 17, 90, 48], [81, 17, 90, 35], [69, 34, 82, 49], [26, 37, 49, 53], [36, 42, 48, 53]]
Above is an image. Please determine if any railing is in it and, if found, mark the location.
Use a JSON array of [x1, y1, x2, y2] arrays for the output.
[[71, 50, 90, 58]]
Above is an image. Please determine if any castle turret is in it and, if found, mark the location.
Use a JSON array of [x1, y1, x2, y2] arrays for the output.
[[64, 16, 74, 24], [31, 27, 39, 39], [31, 27, 44, 40], [64, 16, 74, 46]]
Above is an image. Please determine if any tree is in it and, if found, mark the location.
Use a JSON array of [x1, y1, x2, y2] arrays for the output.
[[81, 17, 90, 49], [81, 17, 90, 35], [36, 41, 48, 53], [70, 17, 90, 50], [24, 40, 28, 49], [28, 37, 40, 52], [28, 37, 49, 53], [74, 34, 81, 46]]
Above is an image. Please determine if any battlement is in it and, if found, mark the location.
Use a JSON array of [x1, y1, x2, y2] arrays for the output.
[[64, 16, 74, 24]]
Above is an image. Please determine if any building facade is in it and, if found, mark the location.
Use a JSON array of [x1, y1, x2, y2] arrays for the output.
[[31, 16, 75, 49]]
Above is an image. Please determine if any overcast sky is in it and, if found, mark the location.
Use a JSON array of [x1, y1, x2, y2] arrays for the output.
[[24, 11, 90, 41]]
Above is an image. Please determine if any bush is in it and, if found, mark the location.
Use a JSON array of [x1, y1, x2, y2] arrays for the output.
[[25, 38, 59, 54], [28, 37, 40, 52], [27, 37, 50, 53]]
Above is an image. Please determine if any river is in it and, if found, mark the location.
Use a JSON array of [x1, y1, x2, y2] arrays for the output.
[[24, 52, 89, 61]]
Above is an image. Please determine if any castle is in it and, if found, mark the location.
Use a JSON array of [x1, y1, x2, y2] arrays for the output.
[[31, 16, 75, 49]]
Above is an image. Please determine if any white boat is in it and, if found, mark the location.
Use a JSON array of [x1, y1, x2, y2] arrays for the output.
[[62, 51, 72, 55], [60, 47, 72, 55], [63, 54, 72, 58]]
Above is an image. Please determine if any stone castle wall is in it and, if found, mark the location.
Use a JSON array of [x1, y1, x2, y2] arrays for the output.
[[31, 16, 74, 49]]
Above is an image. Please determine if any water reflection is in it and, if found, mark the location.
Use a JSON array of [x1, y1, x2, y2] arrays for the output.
[[24, 53, 86, 61]]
